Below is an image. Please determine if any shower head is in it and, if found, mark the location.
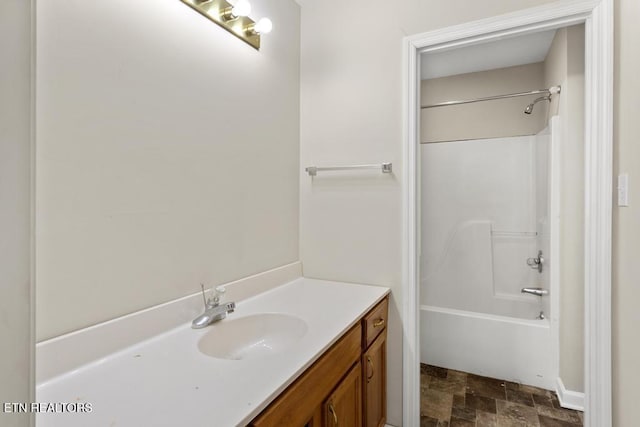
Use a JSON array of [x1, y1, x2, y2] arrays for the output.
[[524, 95, 551, 114]]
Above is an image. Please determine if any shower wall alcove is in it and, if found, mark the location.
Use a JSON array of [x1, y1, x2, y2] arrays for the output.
[[418, 25, 585, 397]]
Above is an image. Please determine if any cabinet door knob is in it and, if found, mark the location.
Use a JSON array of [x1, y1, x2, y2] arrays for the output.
[[366, 356, 374, 383], [373, 318, 385, 328], [328, 402, 338, 425]]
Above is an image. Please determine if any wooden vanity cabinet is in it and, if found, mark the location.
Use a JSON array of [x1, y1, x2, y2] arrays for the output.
[[362, 298, 388, 348], [249, 296, 389, 427], [250, 325, 361, 427], [362, 298, 388, 427], [362, 331, 386, 427], [324, 362, 362, 427]]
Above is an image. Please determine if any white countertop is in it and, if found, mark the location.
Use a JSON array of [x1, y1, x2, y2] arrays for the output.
[[36, 278, 389, 427]]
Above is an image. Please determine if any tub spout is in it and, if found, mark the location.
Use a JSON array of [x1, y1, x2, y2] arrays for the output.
[[521, 287, 549, 297]]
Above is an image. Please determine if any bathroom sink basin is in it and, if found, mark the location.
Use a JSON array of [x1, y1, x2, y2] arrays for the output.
[[197, 313, 308, 360]]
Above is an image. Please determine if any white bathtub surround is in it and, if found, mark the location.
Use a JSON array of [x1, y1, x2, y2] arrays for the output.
[[421, 135, 547, 318], [420, 128, 559, 391], [36, 277, 389, 426], [420, 305, 554, 390]]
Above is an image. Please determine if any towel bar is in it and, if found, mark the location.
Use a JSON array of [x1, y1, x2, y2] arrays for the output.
[[305, 163, 392, 177]]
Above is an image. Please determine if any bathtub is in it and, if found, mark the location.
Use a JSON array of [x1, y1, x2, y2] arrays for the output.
[[420, 305, 555, 390]]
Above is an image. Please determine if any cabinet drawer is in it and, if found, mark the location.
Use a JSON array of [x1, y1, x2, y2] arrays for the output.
[[362, 298, 388, 349], [251, 324, 361, 427]]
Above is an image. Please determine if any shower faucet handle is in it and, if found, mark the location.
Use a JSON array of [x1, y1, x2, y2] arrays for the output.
[[526, 250, 544, 273], [521, 287, 549, 297]]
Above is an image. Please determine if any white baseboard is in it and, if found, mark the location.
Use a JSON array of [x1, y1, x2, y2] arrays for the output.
[[556, 377, 585, 411]]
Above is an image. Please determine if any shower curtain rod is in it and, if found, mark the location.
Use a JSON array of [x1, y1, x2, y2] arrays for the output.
[[420, 86, 561, 109]]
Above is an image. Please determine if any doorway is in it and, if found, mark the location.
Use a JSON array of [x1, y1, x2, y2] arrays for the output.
[[401, 1, 613, 426]]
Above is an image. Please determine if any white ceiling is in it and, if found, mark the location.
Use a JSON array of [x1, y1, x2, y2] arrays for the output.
[[420, 29, 557, 80]]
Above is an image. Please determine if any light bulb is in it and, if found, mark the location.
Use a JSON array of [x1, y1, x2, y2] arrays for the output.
[[231, 0, 251, 17], [254, 17, 273, 34]]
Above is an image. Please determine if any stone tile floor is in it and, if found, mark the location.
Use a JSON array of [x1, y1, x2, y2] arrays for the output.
[[420, 364, 583, 427]]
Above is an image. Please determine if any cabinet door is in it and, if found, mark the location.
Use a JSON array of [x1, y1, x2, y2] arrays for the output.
[[363, 332, 386, 427], [324, 362, 362, 427], [304, 407, 322, 427]]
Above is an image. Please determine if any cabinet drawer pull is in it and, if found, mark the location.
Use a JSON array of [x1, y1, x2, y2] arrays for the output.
[[328, 402, 338, 425], [373, 318, 385, 328], [366, 356, 374, 383]]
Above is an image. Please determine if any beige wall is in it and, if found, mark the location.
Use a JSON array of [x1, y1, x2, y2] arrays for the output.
[[300, 0, 640, 424], [0, 0, 33, 425], [421, 63, 548, 143], [544, 30, 567, 117], [299, 1, 559, 424], [613, 0, 640, 425], [36, 0, 301, 340], [544, 25, 586, 393], [29, 0, 640, 424]]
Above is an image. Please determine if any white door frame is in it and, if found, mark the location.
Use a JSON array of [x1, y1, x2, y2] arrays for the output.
[[401, 1, 613, 426]]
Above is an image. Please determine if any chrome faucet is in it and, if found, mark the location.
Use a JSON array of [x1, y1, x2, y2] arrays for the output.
[[191, 284, 236, 329]]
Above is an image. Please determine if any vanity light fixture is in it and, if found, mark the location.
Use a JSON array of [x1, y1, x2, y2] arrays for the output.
[[246, 17, 273, 36], [180, 0, 272, 50], [220, 0, 251, 21]]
